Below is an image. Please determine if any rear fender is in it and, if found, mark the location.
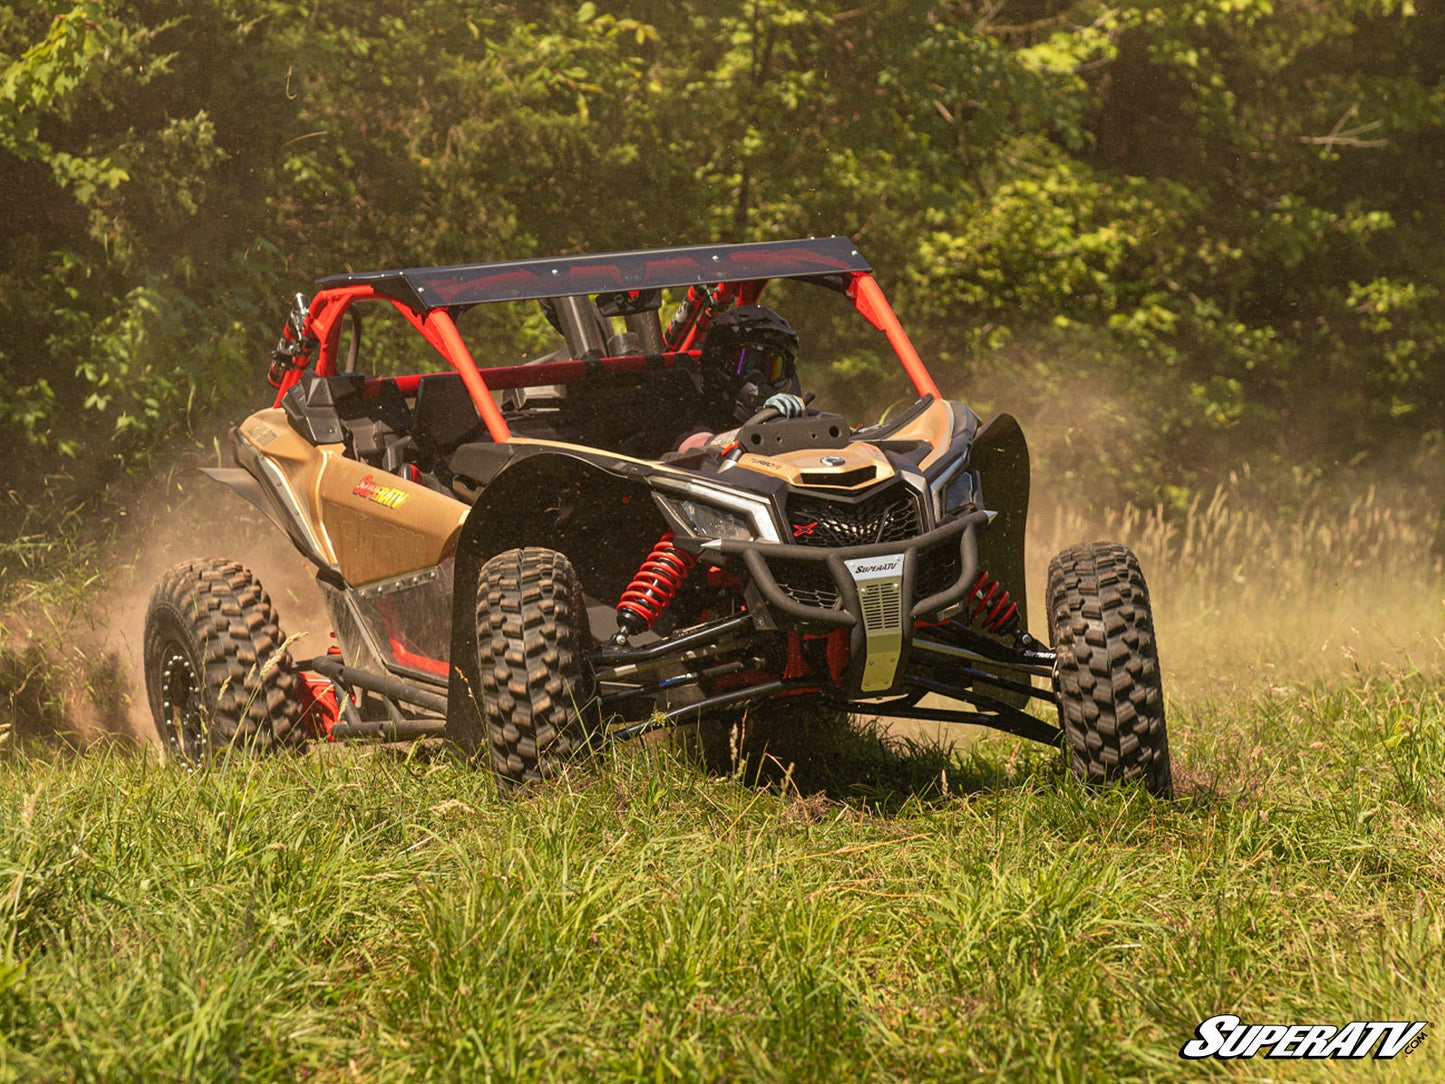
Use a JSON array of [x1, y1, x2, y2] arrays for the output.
[[188, 466, 278, 525], [444, 450, 668, 753], [185, 463, 338, 582]]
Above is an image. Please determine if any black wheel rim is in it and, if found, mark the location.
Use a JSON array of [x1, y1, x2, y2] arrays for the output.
[[159, 647, 207, 765]]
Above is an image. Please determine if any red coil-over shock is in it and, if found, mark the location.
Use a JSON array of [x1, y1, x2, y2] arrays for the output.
[[968, 570, 1020, 634], [616, 532, 697, 635]]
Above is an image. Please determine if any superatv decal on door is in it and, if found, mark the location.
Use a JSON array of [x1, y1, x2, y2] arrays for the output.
[[352, 474, 410, 509]]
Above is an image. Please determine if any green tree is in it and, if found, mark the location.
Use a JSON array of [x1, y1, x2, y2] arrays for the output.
[[2, 0, 1442, 533]]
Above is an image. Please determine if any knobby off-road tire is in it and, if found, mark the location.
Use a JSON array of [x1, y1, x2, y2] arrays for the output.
[[143, 558, 305, 765], [476, 547, 600, 788], [1047, 542, 1173, 798]]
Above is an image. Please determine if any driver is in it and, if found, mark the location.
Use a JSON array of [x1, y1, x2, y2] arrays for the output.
[[696, 305, 806, 432]]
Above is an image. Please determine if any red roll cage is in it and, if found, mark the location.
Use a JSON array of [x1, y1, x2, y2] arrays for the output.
[[271, 237, 940, 443]]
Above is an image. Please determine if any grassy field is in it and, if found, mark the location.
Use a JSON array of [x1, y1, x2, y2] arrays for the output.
[[0, 675, 1442, 1082], [1, 471, 1443, 1081]]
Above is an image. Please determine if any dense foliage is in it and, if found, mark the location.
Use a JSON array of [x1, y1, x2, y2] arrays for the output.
[[1, 0, 1441, 532]]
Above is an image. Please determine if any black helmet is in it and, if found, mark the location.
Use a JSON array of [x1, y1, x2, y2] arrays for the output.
[[701, 306, 799, 389]]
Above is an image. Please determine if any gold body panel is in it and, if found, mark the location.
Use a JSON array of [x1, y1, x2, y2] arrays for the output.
[[731, 398, 955, 487], [881, 398, 955, 471], [238, 409, 469, 585]]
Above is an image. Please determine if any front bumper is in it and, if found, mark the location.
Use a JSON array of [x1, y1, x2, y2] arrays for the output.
[[712, 509, 988, 695]]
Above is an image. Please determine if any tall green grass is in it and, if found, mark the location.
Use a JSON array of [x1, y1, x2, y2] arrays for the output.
[[1029, 473, 1444, 695], [1, 671, 1443, 1081]]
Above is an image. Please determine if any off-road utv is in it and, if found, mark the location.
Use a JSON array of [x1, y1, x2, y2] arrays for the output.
[[143, 237, 1172, 797]]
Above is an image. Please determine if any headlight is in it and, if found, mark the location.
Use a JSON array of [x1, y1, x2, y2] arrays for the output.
[[659, 496, 756, 541], [931, 466, 980, 520], [652, 478, 783, 543]]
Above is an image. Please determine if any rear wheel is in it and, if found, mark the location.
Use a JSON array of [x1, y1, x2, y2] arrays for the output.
[[1047, 542, 1172, 798], [143, 558, 305, 765], [476, 547, 599, 788]]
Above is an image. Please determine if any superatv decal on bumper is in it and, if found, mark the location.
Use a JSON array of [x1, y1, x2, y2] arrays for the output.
[[714, 509, 987, 696]]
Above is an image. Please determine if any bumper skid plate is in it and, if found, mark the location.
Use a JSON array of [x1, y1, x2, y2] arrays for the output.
[[845, 553, 906, 691]]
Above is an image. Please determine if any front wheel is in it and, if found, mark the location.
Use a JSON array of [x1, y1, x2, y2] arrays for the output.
[[1047, 542, 1172, 798], [142, 558, 306, 765], [476, 547, 600, 788]]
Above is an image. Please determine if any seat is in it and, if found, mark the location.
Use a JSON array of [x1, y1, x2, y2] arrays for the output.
[[412, 374, 485, 469], [282, 372, 366, 445]]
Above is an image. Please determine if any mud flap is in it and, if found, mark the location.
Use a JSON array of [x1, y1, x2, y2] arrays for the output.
[[189, 466, 287, 532], [444, 503, 489, 757], [442, 449, 664, 757], [968, 412, 1032, 708]]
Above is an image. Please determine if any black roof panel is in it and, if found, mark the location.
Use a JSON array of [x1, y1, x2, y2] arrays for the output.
[[316, 236, 870, 311]]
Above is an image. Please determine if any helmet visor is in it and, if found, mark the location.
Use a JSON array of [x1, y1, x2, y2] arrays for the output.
[[733, 344, 793, 384]]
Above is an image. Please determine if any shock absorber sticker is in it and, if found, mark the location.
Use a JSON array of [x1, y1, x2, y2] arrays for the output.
[[844, 553, 905, 692]]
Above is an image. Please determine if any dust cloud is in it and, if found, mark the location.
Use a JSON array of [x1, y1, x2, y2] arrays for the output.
[[1, 440, 332, 747], [997, 378, 1445, 701], [112, 487, 332, 741]]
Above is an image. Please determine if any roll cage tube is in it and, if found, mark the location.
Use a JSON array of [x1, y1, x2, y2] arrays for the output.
[[393, 305, 513, 442], [269, 265, 938, 445], [367, 353, 705, 398], [270, 285, 514, 443], [670, 272, 938, 399], [847, 272, 941, 401], [271, 285, 383, 401]]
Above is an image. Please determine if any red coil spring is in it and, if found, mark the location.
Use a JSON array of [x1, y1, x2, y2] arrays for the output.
[[968, 570, 1019, 634], [617, 532, 697, 631]]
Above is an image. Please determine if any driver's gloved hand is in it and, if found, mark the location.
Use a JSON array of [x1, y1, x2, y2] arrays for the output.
[[763, 392, 806, 418]]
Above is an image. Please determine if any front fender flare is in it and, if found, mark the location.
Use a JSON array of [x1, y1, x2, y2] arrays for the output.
[[970, 411, 1030, 633], [443, 447, 663, 754]]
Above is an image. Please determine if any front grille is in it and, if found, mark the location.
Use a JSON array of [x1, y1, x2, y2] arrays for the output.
[[788, 487, 922, 547], [770, 559, 842, 610]]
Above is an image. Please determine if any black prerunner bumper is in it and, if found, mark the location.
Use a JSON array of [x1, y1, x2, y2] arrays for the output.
[[713, 509, 988, 697]]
